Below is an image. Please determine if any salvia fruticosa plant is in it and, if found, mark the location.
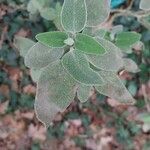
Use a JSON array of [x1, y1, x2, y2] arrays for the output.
[[14, 0, 149, 127]]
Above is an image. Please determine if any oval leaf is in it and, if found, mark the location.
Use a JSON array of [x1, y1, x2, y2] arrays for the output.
[[61, 0, 87, 33], [115, 32, 141, 53], [75, 33, 106, 54], [36, 31, 68, 48], [140, 0, 150, 10], [25, 42, 64, 69], [62, 50, 104, 85], [35, 60, 77, 127], [95, 70, 135, 104], [85, 0, 110, 27]]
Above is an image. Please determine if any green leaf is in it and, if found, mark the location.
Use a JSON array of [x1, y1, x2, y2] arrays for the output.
[[40, 8, 56, 20], [83, 28, 108, 38], [14, 36, 35, 58], [25, 42, 64, 69], [87, 38, 124, 72], [95, 70, 135, 104], [123, 58, 140, 73], [62, 50, 104, 85], [61, 0, 87, 33], [74, 33, 106, 54], [85, 0, 110, 27], [115, 32, 141, 53], [95, 29, 108, 38], [53, 2, 64, 31], [36, 31, 68, 48], [35, 60, 77, 127], [140, 0, 150, 10], [77, 84, 92, 103]]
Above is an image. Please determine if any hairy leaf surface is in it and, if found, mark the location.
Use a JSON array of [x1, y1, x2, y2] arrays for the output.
[[36, 31, 68, 48], [25, 42, 64, 69], [140, 0, 150, 10], [95, 70, 135, 104], [62, 50, 104, 85], [85, 0, 110, 27], [14, 36, 35, 57], [61, 0, 87, 33], [77, 84, 93, 103], [35, 60, 77, 127], [30, 69, 43, 82], [115, 32, 141, 52], [87, 38, 124, 72], [75, 33, 106, 54], [123, 58, 140, 73]]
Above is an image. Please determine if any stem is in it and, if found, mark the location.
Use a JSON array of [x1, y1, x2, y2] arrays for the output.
[[110, 9, 150, 30], [141, 84, 150, 112]]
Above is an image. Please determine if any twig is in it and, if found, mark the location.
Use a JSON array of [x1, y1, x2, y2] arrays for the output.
[[0, 26, 8, 49], [141, 84, 150, 112]]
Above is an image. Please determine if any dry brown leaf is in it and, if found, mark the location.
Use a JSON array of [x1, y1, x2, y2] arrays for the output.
[[0, 101, 9, 114], [21, 111, 34, 120], [23, 84, 36, 95], [28, 124, 46, 141]]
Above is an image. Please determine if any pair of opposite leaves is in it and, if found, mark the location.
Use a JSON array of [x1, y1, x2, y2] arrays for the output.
[[15, 0, 140, 127]]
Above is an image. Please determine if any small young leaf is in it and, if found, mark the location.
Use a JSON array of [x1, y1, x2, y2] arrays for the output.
[[14, 36, 35, 58], [25, 42, 64, 69], [61, 0, 87, 33], [74, 33, 106, 55], [62, 50, 104, 85], [85, 0, 110, 27], [36, 31, 68, 48], [115, 32, 141, 53], [77, 84, 92, 103], [35, 60, 77, 127], [95, 70, 135, 104], [140, 0, 150, 10], [87, 38, 124, 72]]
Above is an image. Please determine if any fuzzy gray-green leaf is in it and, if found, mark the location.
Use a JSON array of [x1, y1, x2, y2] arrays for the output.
[[95, 70, 135, 104], [25, 42, 64, 69], [14, 36, 35, 58], [61, 0, 87, 33], [35, 60, 77, 127], [85, 0, 110, 27], [62, 50, 104, 85], [140, 0, 150, 10], [87, 38, 124, 72], [77, 84, 93, 103]]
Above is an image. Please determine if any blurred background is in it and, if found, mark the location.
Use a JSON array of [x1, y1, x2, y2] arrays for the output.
[[0, 0, 150, 149]]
